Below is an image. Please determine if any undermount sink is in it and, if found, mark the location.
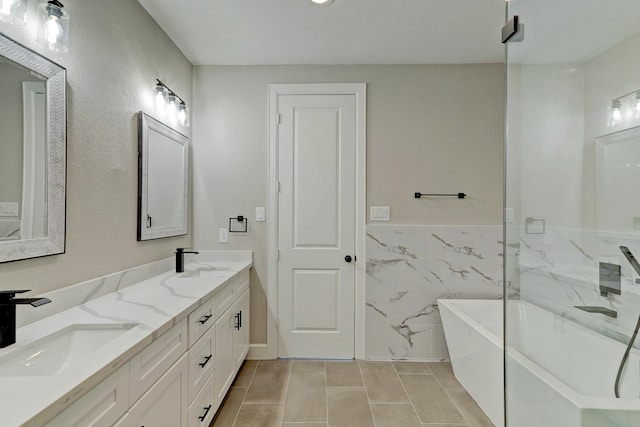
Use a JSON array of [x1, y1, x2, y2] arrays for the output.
[[178, 266, 233, 278], [0, 323, 137, 377]]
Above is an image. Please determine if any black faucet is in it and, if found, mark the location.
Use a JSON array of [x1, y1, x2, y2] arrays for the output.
[[176, 248, 199, 273], [0, 290, 51, 348]]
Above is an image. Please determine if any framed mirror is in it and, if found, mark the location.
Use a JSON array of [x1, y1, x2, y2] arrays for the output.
[[0, 33, 66, 263], [595, 125, 640, 239], [138, 112, 189, 240]]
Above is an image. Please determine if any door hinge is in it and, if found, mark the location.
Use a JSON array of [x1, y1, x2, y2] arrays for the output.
[[276, 249, 280, 261], [277, 181, 281, 192], [277, 113, 282, 125], [276, 318, 280, 329]]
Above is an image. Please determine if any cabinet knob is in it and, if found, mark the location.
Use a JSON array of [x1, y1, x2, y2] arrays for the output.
[[345, 255, 352, 263]]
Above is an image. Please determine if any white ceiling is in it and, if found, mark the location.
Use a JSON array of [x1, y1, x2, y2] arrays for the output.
[[136, 0, 507, 66], [138, 0, 640, 66]]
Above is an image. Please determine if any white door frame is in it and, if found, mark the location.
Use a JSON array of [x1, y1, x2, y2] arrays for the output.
[[267, 83, 366, 359]]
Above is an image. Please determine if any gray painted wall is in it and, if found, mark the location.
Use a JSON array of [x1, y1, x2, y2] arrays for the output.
[[0, 2, 192, 293], [192, 64, 505, 345]]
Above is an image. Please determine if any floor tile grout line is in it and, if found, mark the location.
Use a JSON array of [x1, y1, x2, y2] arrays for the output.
[[428, 363, 473, 427], [278, 360, 293, 425], [357, 360, 378, 427], [324, 364, 329, 427], [231, 361, 259, 427], [394, 365, 424, 426]]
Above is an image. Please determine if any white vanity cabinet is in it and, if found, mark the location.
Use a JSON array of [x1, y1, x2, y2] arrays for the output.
[[39, 267, 250, 427]]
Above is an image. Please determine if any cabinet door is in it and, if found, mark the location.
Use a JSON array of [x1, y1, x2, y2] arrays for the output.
[[129, 319, 188, 404], [45, 363, 129, 427], [214, 307, 235, 405], [116, 353, 189, 427], [233, 289, 250, 370]]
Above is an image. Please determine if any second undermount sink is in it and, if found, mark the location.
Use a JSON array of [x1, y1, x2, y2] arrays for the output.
[[178, 266, 233, 279], [0, 323, 137, 377]]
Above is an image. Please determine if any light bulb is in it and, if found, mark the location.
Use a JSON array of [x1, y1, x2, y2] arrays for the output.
[[635, 94, 640, 119], [0, 0, 14, 18], [611, 101, 622, 126], [153, 88, 167, 117], [0, 0, 25, 25], [37, 1, 69, 52], [166, 93, 178, 123], [178, 103, 189, 127], [44, 15, 63, 44]]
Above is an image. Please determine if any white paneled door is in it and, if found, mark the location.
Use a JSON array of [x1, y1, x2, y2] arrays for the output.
[[277, 94, 357, 358]]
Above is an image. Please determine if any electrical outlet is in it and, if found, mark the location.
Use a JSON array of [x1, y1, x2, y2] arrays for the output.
[[219, 228, 229, 243]]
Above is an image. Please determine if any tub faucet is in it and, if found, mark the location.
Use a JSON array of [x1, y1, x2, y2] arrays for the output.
[[619, 246, 640, 284], [0, 290, 51, 348], [575, 305, 618, 318], [176, 248, 199, 273]]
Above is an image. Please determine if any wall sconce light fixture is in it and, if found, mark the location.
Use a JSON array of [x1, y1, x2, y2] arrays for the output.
[[37, 0, 69, 52], [153, 79, 190, 127], [0, 0, 27, 25], [609, 90, 640, 127]]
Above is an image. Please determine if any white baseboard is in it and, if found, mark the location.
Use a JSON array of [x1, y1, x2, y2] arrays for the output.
[[247, 344, 271, 360]]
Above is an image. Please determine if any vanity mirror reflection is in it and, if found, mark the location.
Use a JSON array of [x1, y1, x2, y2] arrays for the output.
[[137, 112, 188, 241], [596, 125, 640, 238], [0, 33, 66, 263]]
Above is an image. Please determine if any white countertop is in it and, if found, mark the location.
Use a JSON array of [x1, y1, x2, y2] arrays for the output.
[[0, 258, 252, 427]]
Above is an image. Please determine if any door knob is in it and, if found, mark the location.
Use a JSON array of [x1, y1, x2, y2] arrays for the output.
[[345, 255, 352, 263]]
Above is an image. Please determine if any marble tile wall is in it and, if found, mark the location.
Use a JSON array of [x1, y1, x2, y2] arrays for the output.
[[516, 228, 640, 342], [366, 225, 503, 360]]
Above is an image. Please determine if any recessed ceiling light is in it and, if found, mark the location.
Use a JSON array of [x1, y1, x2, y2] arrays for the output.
[[309, 0, 334, 5]]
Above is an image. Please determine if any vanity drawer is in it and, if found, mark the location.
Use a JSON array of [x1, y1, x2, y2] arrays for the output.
[[233, 270, 250, 296], [188, 371, 216, 427], [45, 363, 129, 427], [188, 325, 215, 403], [215, 281, 235, 318], [129, 319, 188, 405], [188, 297, 216, 346]]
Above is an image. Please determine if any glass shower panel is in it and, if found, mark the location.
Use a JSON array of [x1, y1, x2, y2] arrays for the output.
[[504, 1, 640, 426]]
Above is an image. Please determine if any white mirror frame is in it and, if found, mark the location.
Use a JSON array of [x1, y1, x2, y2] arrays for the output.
[[137, 112, 189, 241], [595, 125, 640, 239], [0, 33, 66, 263]]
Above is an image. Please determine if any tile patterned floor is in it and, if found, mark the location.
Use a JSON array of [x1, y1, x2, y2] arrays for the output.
[[210, 360, 494, 427]]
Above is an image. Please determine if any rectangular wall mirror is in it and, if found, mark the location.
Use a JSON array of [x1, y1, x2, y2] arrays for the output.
[[596, 125, 640, 239], [0, 33, 66, 263], [138, 112, 189, 240]]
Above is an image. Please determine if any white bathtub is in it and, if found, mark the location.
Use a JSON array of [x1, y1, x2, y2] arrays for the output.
[[439, 299, 640, 427]]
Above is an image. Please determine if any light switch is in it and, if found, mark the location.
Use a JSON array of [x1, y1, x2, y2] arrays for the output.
[[219, 228, 229, 243], [370, 206, 390, 221], [256, 207, 265, 222], [505, 208, 514, 223]]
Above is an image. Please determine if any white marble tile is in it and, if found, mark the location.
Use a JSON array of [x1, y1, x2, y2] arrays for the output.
[[366, 225, 502, 361]]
